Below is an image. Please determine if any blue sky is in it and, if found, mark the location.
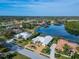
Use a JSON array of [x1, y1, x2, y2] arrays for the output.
[[0, 0, 79, 16]]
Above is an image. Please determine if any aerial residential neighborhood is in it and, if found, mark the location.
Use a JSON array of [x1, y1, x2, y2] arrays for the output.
[[0, 0, 79, 59], [0, 16, 79, 59]]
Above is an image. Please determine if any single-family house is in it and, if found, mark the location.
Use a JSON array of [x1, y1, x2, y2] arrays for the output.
[[56, 39, 78, 52], [15, 32, 32, 40], [32, 35, 53, 46]]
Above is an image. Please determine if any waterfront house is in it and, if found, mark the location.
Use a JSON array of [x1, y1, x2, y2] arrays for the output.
[[32, 35, 53, 46]]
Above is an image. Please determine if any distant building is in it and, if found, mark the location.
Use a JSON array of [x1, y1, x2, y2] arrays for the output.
[[32, 35, 53, 46], [15, 32, 32, 40]]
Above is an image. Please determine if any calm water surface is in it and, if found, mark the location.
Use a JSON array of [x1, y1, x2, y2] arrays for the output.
[[36, 24, 79, 43]]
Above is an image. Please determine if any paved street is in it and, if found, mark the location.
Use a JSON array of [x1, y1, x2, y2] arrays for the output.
[[17, 48, 49, 59], [6, 39, 49, 59]]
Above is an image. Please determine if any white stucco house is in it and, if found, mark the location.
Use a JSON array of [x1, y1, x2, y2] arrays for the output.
[[32, 35, 53, 46], [15, 32, 32, 40]]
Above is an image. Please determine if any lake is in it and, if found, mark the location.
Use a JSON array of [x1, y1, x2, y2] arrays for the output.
[[36, 24, 79, 43]]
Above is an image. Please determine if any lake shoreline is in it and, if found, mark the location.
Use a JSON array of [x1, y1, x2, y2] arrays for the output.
[[36, 24, 79, 44]]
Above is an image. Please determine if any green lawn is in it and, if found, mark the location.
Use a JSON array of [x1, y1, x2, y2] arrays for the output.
[[55, 53, 70, 59], [57, 56, 71, 59], [15, 39, 32, 46], [0, 35, 6, 40], [13, 53, 31, 59]]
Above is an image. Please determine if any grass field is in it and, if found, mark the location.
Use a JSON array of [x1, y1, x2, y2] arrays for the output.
[[13, 53, 31, 59]]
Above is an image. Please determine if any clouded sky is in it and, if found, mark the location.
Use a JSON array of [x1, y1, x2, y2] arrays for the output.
[[0, 0, 79, 16]]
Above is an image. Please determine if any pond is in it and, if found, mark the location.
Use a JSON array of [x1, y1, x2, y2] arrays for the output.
[[36, 24, 79, 43]]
